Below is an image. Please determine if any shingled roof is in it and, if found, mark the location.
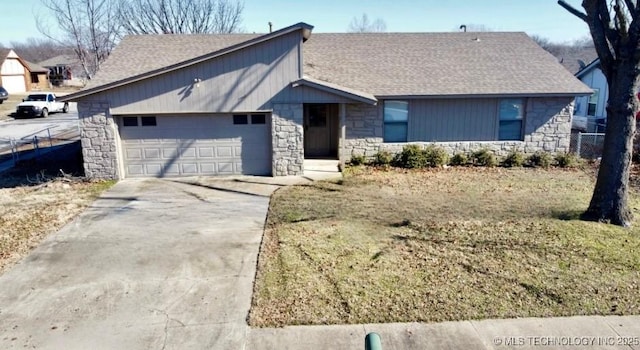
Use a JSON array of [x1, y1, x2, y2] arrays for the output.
[[304, 32, 591, 96], [74, 24, 591, 99]]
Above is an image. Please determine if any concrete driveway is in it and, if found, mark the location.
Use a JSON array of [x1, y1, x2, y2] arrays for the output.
[[0, 178, 276, 349]]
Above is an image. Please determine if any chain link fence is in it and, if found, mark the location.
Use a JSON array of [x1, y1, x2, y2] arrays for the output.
[[570, 132, 605, 159]]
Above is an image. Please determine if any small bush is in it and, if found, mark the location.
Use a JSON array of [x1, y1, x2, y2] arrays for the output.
[[350, 154, 367, 166], [397, 145, 427, 168], [555, 152, 580, 168], [424, 145, 449, 167], [449, 153, 469, 166], [373, 151, 394, 166], [528, 151, 553, 168], [472, 149, 497, 167], [502, 150, 525, 168]]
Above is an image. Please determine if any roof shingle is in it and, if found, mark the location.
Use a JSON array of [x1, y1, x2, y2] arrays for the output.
[[83, 29, 592, 97]]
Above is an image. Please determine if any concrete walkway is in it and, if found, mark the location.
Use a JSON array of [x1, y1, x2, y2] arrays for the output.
[[0, 178, 273, 349], [247, 316, 640, 349]]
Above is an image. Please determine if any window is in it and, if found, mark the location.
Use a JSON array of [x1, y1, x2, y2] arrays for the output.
[[383, 100, 409, 142], [141, 116, 157, 126], [588, 89, 599, 116], [233, 114, 248, 125], [123, 116, 138, 127], [251, 114, 266, 124], [498, 99, 524, 140]]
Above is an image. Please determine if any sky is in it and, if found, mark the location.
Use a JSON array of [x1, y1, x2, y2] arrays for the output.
[[0, 0, 590, 47]]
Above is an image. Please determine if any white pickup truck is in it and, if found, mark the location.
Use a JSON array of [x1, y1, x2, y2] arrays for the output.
[[16, 92, 69, 118]]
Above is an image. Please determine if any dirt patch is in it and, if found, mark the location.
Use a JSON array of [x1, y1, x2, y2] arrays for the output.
[[250, 167, 640, 327]]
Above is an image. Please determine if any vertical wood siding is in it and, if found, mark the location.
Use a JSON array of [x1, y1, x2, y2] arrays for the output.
[[408, 99, 498, 141], [107, 31, 302, 114]]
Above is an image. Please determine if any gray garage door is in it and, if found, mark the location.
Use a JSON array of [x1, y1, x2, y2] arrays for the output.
[[119, 114, 271, 177]]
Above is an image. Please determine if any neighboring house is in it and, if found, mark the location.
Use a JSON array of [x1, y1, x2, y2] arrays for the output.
[[38, 55, 87, 87], [0, 49, 50, 93], [62, 22, 592, 179], [24, 61, 50, 91], [555, 47, 598, 75], [0, 49, 28, 93], [573, 59, 607, 132]]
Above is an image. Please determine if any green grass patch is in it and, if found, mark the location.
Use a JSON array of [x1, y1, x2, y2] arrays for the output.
[[250, 167, 640, 326]]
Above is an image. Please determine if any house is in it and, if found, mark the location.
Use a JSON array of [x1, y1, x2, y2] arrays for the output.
[[0, 49, 52, 93], [38, 54, 87, 87], [61, 22, 592, 179], [572, 59, 608, 132], [24, 61, 50, 91], [1, 49, 28, 93]]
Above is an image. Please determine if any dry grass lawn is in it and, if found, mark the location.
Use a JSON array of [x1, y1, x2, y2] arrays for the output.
[[249, 167, 640, 327], [0, 143, 114, 273]]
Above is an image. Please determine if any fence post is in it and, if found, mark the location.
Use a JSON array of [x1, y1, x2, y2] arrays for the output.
[[47, 128, 53, 147], [577, 132, 582, 158], [34, 136, 40, 157], [11, 139, 17, 165]]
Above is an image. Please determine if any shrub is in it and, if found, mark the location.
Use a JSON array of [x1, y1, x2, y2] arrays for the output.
[[424, 145, 449, 167], [555, 152, 580, 168], [373, 150, 394, 166], [527, 151, 553, 168], [349, 154, 366, 166], [449, 153, 469, 166], [472, 149, 497, 167], [502, 150, 525, 168], [397, 145, 427, 168]]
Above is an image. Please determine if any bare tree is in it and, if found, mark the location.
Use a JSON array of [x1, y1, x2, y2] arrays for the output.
[[38, 0, 120, 79], [559, 0, 640, 226], [117, 0, 244, 34], [10, 38, 67, 63], [348, 13, 387, 33]]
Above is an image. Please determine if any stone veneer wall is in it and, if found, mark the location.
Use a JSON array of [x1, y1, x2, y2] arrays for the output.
[[341, 97, 574, 161], [78, 101, 120, 179], [272, 103, 304, 176]]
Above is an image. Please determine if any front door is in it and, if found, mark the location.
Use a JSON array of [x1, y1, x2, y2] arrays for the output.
[[304, 104, 337, 158]]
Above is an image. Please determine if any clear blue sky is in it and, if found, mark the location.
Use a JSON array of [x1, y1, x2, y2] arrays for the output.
[[0, 0, 589, 47]]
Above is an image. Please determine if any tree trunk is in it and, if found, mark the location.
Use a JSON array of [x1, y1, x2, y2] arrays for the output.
[[581, 61, 636, 226]]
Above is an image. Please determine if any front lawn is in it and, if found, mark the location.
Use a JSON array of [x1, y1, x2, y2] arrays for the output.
[[249, 167, 640, 327]]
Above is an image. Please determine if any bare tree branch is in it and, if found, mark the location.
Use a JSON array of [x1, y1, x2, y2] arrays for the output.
[[347, 13, 387, 33], [117, 0, 243, 35], [558, 0, 588, 21]]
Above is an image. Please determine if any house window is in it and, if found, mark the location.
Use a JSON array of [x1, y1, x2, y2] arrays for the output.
[[123, 116, 138, 127], [251, 114, 266, 124], [383, 100, 408, 142], [498, 99, 524, 140], [233, 114, 248, 125], [141, 116, 157, 126], [588, 89, 599, 116]]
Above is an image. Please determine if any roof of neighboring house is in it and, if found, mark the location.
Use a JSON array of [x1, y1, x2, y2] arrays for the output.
[[66, 23, 592, 101], [0, 48, 12, 62], [575, 58, 601, 79], [37, 54, 80, 67], [553, 47, 598, 74], [24, 61, 49, 73]]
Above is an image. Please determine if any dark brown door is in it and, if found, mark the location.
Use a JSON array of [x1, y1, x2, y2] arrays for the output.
[[304, 104, 337, 158]]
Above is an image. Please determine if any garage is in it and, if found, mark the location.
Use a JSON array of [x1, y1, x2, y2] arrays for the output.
[[1, 75, 26, 93], [119, 114, 271, 177]]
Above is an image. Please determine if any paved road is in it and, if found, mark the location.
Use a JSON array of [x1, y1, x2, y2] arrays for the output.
[[0, 178, 272, 349], [0, 103, 79, 148]]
